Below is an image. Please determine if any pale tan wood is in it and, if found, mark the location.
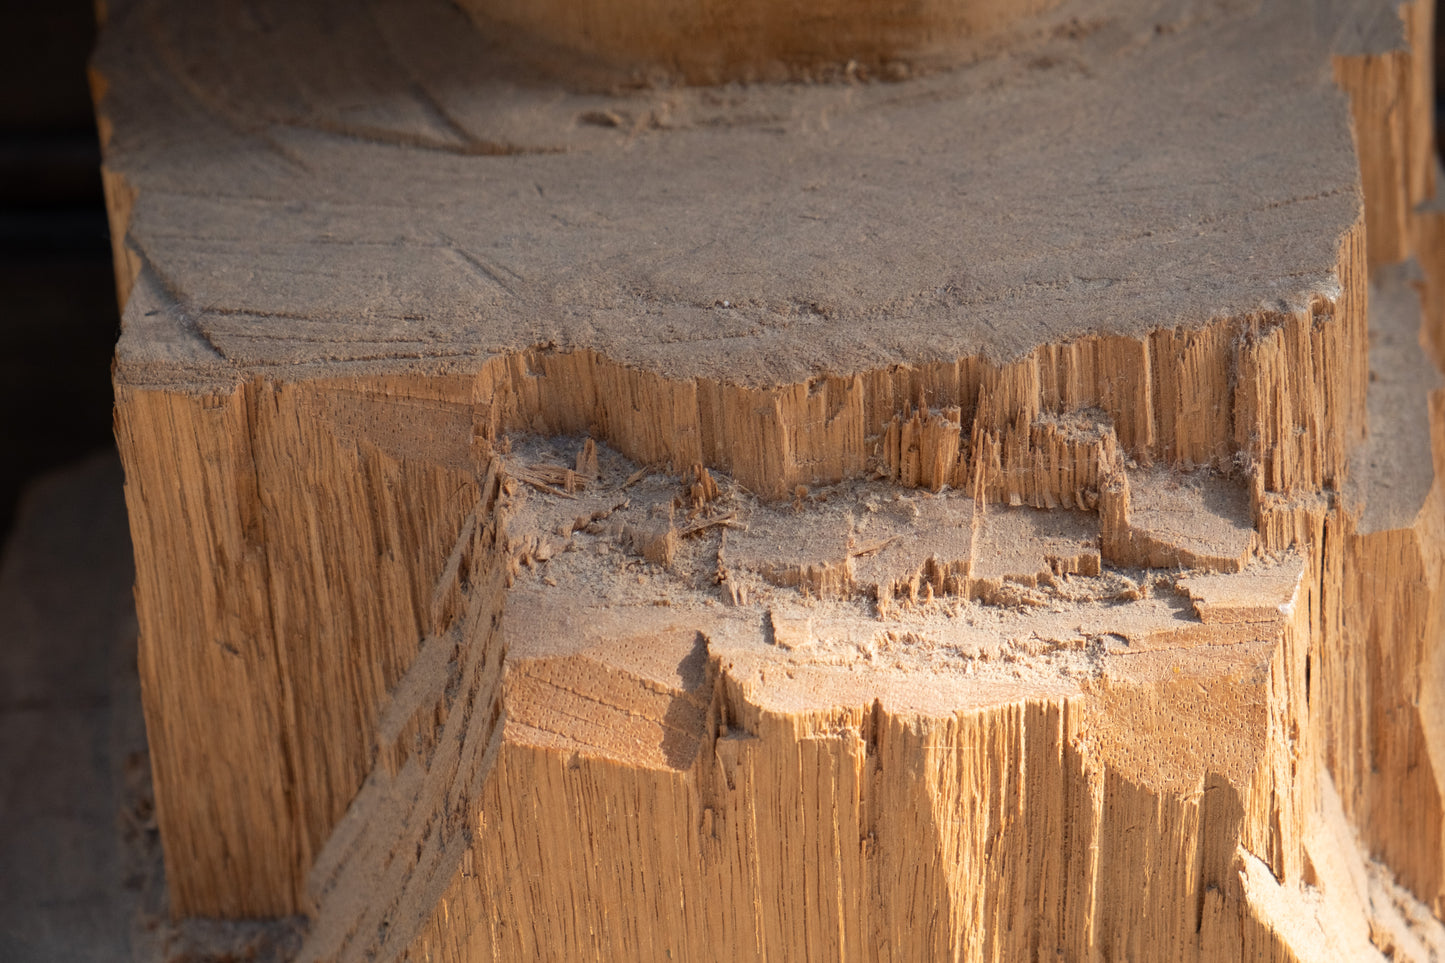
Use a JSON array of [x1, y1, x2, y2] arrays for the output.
[[93, 0, 1445, 958]]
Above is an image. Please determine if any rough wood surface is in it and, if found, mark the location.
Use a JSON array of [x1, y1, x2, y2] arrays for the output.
[[94, 0, 1445, 958], [100, 0, 1375, 394]]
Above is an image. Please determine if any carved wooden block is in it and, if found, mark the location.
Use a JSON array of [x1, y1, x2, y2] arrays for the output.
[[94, 0, 1445, 957]]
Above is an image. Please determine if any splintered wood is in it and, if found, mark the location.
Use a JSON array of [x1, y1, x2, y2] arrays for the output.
[[95, 0, 1445, 958]]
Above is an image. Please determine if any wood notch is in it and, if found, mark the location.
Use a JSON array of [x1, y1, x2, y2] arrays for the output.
[[95, 0, 1445, 958]]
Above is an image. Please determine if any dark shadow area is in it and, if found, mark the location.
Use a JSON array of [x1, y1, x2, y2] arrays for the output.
[[0, 452, 144, 963], [1439, 0, 1445, 167], [0, 0, 119, 544], [0, 4, 139, 961]]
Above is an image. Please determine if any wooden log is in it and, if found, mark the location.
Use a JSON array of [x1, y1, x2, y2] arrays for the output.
[[93, 0, 1445, 957]]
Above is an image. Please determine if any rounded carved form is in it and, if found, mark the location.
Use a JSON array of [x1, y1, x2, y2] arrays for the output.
[[456, 0, 1059, 82]]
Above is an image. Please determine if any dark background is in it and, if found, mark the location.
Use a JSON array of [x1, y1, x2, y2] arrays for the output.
[[1, 1, 120, 544]]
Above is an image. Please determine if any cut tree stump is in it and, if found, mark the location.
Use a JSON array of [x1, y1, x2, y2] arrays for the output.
[[94, 0, 1445, 957]]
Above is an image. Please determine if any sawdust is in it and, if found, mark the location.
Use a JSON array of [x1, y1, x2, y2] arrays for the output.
[[500, 431, 1301, 706]]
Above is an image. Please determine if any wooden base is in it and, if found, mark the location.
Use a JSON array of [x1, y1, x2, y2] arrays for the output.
[[95, 0, 1445, 957]]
